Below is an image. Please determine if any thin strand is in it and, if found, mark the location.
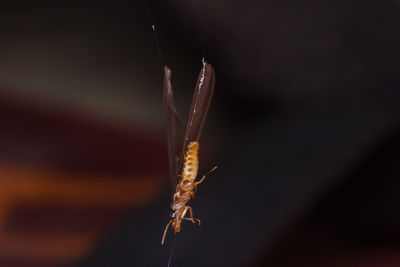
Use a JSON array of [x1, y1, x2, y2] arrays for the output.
[[167, 235, 177, 267], [141, 0, 165, 67]]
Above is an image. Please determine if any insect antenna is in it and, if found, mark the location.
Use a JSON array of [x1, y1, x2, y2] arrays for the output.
[[141, 0, 166, 68], [161, 220, 172, 245]]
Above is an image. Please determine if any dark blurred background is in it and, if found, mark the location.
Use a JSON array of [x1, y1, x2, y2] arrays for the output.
[[0, 0, 400, 266]]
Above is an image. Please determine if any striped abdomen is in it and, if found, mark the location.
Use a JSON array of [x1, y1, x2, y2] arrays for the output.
[[181, 142, 199, 181]]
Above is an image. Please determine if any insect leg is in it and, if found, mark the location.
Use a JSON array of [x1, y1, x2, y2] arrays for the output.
[[183, 218, 201, 225], [195, 166, 218, 185], [182, 206, 201, 225], [161, 220, 172, 245]]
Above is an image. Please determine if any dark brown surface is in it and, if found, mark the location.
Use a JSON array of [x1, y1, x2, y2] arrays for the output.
[[163, 63, 215, 186], [163, 66, 184, 183]]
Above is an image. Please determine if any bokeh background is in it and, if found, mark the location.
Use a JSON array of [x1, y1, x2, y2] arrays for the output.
[[1, 0, 400, 266]]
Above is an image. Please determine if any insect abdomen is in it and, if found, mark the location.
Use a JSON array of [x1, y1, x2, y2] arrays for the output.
[[182, 142, 199, 181]]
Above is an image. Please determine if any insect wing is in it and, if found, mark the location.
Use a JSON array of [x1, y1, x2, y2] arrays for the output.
[[183, 62, 216, 147], [163, 66, 184, 184]]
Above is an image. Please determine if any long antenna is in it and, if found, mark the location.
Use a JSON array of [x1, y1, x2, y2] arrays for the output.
[[141, 0, 166, 68]]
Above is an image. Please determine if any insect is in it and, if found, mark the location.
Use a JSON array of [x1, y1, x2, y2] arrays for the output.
[[161, 60, 217, 245]]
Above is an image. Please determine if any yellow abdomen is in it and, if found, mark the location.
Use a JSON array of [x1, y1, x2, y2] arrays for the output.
[[181, 142, 199, 181]]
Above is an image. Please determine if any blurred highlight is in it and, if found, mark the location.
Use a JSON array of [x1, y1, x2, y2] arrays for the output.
[[0, 90, 167, 266]]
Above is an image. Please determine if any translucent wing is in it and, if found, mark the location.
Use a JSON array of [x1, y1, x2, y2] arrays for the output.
[[182, 62, 216, 149], [163, 62, 215, 187], [163, 66, 184, 184]]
